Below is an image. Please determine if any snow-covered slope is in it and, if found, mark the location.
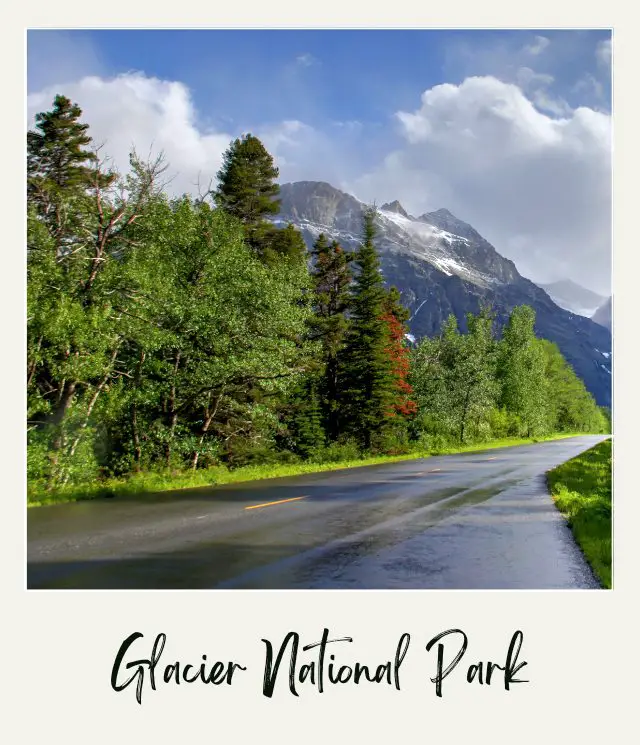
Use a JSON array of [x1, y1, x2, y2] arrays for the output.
[[275, 180, 612, 407]]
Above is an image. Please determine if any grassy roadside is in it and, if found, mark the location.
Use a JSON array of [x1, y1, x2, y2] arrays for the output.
[[547, 438, 612, 588], [29, 431, 590, 508]]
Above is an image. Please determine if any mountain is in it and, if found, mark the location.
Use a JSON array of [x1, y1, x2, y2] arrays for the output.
[[592, 296, 612, 331], [275, 181, 612, 407], [539, 279, 606, 318]]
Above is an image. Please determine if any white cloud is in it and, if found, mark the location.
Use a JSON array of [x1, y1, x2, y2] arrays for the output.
[[351, 76, 611, 295], [28, 74, 235, 197], [596, 39, 612, 67], [27, 72, 355, 195], [573, 73, 605, 102], [523, 35, 550, 56], [516, 67, 554, 89], [515, 67, 571, 117], [27, 71, 611, 295], [295, 53, 319, 67]]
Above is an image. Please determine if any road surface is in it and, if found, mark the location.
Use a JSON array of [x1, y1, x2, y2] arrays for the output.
[[27, 435, 606, 589]]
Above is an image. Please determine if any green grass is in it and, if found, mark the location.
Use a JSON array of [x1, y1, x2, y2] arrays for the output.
[[547, 438, 612, 588], [28, 431, 588, 508]]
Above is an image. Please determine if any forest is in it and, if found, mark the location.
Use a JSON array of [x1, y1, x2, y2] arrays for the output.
[[26, 95, 609, 501]]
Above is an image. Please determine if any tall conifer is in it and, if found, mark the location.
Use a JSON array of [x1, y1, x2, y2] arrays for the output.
[[340, 207, 394, 449], [310, 234, 353, 440], [214, 133, 281, 255]]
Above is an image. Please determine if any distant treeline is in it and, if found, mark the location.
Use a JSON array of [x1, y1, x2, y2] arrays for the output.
[[27, 96, 609, 493]]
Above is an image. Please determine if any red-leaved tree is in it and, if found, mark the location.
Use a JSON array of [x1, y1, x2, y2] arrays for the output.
[[381, 288, 417, 418]]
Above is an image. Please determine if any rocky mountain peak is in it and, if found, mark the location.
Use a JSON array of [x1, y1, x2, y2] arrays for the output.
[[380, 200, 410, 218], [272, 179, 610, 406]]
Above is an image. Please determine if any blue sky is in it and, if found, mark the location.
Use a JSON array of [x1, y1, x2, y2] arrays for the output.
[[27, 29, 612, 293], [28, 29, 611, 128]]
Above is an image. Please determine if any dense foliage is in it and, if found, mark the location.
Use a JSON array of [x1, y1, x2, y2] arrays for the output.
[[27, 96, 609, 497]]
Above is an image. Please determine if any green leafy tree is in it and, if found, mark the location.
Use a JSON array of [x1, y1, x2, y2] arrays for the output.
[[117, 196, 313, 470], [27, 95, 165, 486], [539, 340, 606, 432], [411, 309, 497, 444], [498, 305, 549, 437]]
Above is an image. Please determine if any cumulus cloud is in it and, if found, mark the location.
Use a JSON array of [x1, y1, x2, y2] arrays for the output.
[[28, 70, 611, 295], [573, 73, 605, 103], [351, 76, 611, 294], [515, 67, 571, 117], [27, 73, 234, 196], [523, 35, 550, 56]]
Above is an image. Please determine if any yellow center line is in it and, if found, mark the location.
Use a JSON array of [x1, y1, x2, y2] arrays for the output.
[[486, 457, 497, 461], [244, 495, 307, 511]]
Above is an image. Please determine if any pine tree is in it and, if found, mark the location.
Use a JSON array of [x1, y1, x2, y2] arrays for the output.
[[28, 95, 97, 191], [310, 234, 353, 440], [27, 95, 115, 243], [283, 376, 326, 457], [340, 207, 394, 450], [214, 133, 280, 254], [262, 222, 308, 265]]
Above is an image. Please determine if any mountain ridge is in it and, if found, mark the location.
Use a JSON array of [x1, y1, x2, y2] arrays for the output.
[[275, 180, 612, 407], [540, 279, 606, 318]]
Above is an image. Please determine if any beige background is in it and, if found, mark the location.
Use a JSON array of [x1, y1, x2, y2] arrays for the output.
[[3, 4, 636, 742]]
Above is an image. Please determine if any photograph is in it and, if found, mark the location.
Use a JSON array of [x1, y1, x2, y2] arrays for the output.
[[25, 28, 613, 590]]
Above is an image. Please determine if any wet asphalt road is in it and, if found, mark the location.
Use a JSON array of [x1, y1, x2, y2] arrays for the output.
[[27, 436, 606, 590]]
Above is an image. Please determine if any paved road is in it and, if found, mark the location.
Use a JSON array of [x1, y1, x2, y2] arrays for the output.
[[27, 436, 606, 589]]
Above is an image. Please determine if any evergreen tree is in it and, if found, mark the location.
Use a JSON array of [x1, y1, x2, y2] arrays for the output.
[[340, 207, 394, 450], [214, 134, 280, 255], [28, 95, 98, 192], [282, 376, 326, 458], [262, 222, 308, 265], [309, 234, 353, 440]]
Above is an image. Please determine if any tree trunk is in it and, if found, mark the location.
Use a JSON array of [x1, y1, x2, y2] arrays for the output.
[[191, 390, 224, 470], [191, 414, 213, 470], [67, 346, 119, 460], [131, 350, 146, 471], [50, 380, 77, 450], [164, 351, 181, 467], [132, 404, 142, 471]]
